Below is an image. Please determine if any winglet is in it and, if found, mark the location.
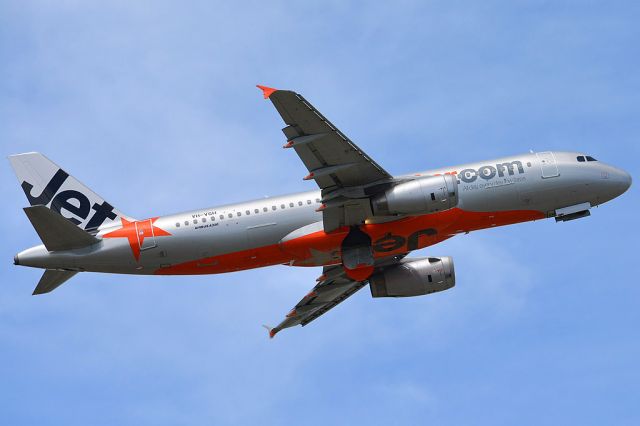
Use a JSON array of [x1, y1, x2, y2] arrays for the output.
[[256, 85, 278, 99], [262, 324, 278, 339]]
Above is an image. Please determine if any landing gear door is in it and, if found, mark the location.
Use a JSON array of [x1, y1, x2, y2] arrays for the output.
[[537, 151, 559, 178], [136, 219, 157, 251]]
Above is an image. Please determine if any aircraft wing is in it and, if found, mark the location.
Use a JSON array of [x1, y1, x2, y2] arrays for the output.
[[266, 255, 406, 338], [258, 85, 395, 231]]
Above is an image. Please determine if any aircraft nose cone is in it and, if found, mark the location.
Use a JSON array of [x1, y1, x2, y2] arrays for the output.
[[593, 164, 632, 205], [612, 167, 632, 196], [619, 169, 632, 193]]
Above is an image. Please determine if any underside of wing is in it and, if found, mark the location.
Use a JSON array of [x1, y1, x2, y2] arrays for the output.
[[260, 86, 392, 190], [258, 85, 396, 232], [266, 255, 407, 338]]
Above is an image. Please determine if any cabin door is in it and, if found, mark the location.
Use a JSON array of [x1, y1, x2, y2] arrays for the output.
[[537, 151, 559, 178]]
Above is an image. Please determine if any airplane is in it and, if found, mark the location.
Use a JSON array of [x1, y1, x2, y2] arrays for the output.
[[10, 85, 632, 337]]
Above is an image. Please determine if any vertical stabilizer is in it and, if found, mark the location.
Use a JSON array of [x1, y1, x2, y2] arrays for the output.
[[8, 152, 132, 233]]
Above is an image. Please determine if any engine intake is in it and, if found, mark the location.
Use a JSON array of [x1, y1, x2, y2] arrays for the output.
[[369, 256, 455, 298], [372, 174, 458, 216]]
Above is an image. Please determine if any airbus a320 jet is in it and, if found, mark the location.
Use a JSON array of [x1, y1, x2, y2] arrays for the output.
[[10, 86, 632, 337]]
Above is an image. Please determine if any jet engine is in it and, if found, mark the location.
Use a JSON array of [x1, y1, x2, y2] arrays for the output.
[[372, 174, 458, 216], [369, 257, 455, 298]]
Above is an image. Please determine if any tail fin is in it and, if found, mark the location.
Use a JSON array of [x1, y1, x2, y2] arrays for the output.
[[9, 152, 132, 233], [23, 205, 100, 251], [33, 269, 78, 295]]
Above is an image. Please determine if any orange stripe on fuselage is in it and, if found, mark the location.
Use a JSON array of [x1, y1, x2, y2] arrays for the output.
[[154, 208, 544, 275]]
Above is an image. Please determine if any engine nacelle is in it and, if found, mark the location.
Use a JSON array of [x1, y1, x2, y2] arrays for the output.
[[369, 257, 455, 298], [372, 174, 458, 216]]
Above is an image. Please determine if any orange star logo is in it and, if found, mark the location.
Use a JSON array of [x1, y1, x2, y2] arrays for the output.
[[103, 217, 171, 261]]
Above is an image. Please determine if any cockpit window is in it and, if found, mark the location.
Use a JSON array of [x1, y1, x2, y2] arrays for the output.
[[586, 156, 597, 162], [577, 156, 586, 162]]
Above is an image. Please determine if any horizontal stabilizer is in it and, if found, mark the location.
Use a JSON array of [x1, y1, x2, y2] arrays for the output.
[[23, 205, 100, 251], [33, 269, 78, 295]]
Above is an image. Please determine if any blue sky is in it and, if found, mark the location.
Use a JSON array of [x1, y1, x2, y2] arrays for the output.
[[1, 1, 639, 424]]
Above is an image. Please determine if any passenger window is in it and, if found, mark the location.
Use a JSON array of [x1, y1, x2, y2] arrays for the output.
[[193, 219, 198, 224], [289, 202, 294, 208], [176, 222, 180, 228], [586, 156, 597, 162], [202, 217, 207, 223], [263, 207, 268, 212], [315, 198, 320, 203], [237, 212, 241, 217], [254, 209, 259, 214], [184, 221, 189, 226], [307, 200, 312, 204], [281, 204, 285, 209], [577, 156, 585, 162], [246, 210, 250, 215], [298, 201, 303, 206], [219, 215, 224, 220], [272, 206, 277, 211], [228, 213, 233, 218]]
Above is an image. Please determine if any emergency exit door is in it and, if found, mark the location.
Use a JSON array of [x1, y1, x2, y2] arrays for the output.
[[136, 219, 157, 250], [536, 151, 559, 178]]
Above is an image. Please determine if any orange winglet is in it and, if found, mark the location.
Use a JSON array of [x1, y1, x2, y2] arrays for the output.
[[263, 324, 277, 339], [256, 85, 278, 99]]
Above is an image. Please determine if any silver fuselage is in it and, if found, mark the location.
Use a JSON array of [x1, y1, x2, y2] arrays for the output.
[[15, 151, 631, 274]]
